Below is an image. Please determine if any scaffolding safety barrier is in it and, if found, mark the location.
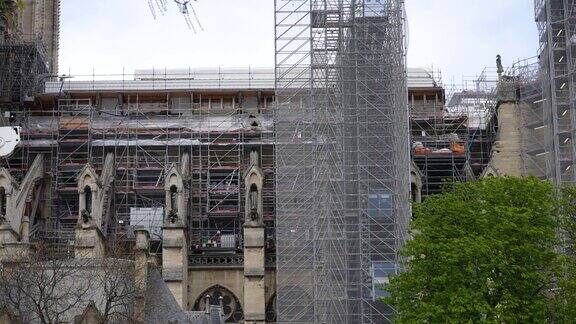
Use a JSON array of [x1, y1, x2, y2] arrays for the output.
[[274, 0, 410, 322]]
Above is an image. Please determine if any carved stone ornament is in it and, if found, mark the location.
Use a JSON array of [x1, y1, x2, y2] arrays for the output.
[[81, 209, 92, 224]]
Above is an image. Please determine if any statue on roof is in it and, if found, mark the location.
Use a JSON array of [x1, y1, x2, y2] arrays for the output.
[[496, 55, 504, 77]]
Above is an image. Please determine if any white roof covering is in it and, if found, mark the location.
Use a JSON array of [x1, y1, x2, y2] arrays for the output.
[[27, 115, 273, 132], [44, 67, 440, 93], [407, 67, 441, 88]]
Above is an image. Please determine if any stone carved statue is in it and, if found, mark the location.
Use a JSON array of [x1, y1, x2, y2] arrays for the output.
[[496, 54, 504, 77], [249, 185, 259, 221], [170, 187, 178, 214], [245, 150, 264, 227], [168, 209, 179, 224], [164, 165, 187, 226]]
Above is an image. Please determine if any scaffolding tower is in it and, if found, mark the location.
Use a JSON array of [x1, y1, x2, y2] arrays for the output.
[[275, 1, 410, 322], [409, 71, 471, 197], [533, 0, 576, 185], [445, 71, 499, 178], [513, 58, 550, 179], [0, 12, 52, 245], [0, 36, 49, 112], [408, 68, 500, 198]]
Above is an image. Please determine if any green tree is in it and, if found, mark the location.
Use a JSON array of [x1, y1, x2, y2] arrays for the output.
[[0, 0, 24, 31], [385, 177, 562, 322], [0, 0, 24, 11], [554, 187, 576, 320]]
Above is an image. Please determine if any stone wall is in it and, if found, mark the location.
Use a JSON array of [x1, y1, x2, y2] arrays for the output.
[[188, 269, 276, 313]]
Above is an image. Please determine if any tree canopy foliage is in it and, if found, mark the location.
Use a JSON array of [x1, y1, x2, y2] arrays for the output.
[[385, 177, 576, 322], [555, 186, 576, 319], [0, 0, 24, 31], [0, 0, 24, 11]]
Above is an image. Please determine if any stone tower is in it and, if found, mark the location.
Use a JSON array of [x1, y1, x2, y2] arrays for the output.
[[162, 154, 190, 310], [243, 150, 266, 323]]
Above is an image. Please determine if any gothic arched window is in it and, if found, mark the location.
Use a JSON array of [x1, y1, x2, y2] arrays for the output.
[[411, 182, 418, 203], [193, 285, 243, 322]]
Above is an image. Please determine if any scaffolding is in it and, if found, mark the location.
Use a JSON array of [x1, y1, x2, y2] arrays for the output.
[[0, 18, 53, 248], [445, 71, 499, 178], [1, 69, 276, 268], [0, 36, 49, 112], [409, 70, 469, 196], [408, 68, 499, 197], [532, 0, 576, 185], [275, 1, 410, 322], [513, 58, 550, 179], [0, 37, 50, 183]]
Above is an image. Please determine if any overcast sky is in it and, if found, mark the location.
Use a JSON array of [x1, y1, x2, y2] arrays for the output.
[[59, 0, 537, 83]]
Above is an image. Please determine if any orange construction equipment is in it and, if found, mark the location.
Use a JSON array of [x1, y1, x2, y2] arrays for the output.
[[450, 142, 465, 155]]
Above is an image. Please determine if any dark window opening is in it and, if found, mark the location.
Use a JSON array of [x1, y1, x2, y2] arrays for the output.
[[84, 186, 92, 213], [411, 182, 418, 203], [0, 187, 6, 216]]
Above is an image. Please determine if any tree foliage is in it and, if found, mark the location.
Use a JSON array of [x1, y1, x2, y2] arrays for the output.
[[554, 186, 576, 320], [385, 177, 571, 322], [0, 0, 24, 32], [0, 0, 24, 11]]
